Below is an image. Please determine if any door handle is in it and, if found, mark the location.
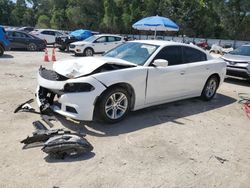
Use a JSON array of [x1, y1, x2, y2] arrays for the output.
[[180, 71, 186, 75]]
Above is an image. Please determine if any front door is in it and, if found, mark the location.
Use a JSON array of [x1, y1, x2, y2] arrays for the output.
[[146, 46, 189, 104]]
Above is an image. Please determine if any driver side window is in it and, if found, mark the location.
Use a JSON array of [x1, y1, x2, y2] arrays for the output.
[[95, 37, 107, 43], [154, 46, 183, 66]]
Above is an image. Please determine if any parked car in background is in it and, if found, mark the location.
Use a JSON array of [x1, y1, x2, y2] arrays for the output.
[[196, 39, 209, 50], [210, 43, 233, 55], [6, 30, 46, 51], [0, 26, 10, 56], [17, 27, 35, 33], [37, 40, 226, 123], [69, 34, 125, 56], [221, 44, 250, 79], [55, 29, 94, 51], [30, 29, 65, 44]]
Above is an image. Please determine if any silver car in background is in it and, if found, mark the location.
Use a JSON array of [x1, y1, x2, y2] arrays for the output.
[[221, 45, 250, 79]]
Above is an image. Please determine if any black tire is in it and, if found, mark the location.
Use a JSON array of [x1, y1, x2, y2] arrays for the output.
[[201, 75, 219, 101], [0, 45, 4, 56], [59, 46, 66, 51], [84, 48, 94, 56], [97, 87, 131, 123], [27, 43, 37, 51]]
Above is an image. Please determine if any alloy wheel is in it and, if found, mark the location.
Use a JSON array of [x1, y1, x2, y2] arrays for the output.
[[105, 92, 128, 120]]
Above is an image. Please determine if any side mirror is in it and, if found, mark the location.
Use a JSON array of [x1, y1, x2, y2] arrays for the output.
[[153, 59, 168, 67]]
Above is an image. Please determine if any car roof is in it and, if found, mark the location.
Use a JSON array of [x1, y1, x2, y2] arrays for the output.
[[132, 40, 201, 48], [95, 34, 122, 37]]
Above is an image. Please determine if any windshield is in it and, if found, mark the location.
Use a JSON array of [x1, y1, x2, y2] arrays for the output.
[[229, 46, 250, 56], [104, 42, 159, 65], [84, 35, 98, 42]]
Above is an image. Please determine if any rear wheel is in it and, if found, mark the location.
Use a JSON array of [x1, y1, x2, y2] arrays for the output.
[[27, 43, 37, 51], [201, 76, 219, 101], [84, 48, 94, 56], [98, 87, 130, 123], [0, 45, 4, 56]]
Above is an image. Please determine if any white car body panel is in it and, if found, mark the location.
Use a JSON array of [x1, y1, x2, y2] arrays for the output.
[[30, 29, 64, 44], [69, 34, 124, 55], [36, 40, 227, 121], [53, 56, 137, 78]]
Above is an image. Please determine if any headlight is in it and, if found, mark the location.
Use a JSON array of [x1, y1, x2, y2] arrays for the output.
[[64, 83, 95, 92]]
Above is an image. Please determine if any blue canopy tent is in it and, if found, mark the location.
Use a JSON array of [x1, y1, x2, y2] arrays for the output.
[[70, 29, 93, 40], [132, 16, 179, 39]]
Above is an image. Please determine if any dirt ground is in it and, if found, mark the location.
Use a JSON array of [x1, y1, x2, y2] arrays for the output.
[[0, 49, 249, 188]]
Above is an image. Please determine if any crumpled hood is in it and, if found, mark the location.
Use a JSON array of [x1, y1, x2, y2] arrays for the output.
[[222, 54, 250, 62], [53, 56, 136, 78]]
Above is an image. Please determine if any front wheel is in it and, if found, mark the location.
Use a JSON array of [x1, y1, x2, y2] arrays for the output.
[[84, 48, 94, 56], [201, 76, 219, 101], [98, 87, 131, 123], [27, 43, 37, 51]]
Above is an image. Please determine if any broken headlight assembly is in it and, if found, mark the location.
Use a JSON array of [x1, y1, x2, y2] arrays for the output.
[[64, 83, 95, 93]]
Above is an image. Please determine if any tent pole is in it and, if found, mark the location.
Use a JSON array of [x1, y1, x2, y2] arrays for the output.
[[154, 29, 157, 39]]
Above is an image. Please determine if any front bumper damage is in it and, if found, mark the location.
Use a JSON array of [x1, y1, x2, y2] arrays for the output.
[[36, 67, 106, 121]]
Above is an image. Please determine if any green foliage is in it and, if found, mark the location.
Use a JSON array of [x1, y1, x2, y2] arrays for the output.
[[0, 0, 249, 40], [37, 15, 51, 28]]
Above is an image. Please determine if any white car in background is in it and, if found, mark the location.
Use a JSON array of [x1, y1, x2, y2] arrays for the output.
[[37, 40, 226, 123], [30, 29, 65, 44], [69, 34, 125, 56]]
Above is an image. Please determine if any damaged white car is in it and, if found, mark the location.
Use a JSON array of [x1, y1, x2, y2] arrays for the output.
[[36, 40, 226, 123]]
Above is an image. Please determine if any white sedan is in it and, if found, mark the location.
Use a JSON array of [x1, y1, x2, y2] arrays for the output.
[[36, 40, 226, 123], [69, 34, 125, 56]]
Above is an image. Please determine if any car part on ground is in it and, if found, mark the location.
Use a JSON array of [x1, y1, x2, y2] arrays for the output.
[[41, 115, 56, 128], [14, 99, 34, 113], [221, 45, 250, 79], [21, 122, 86, 145], [0, 26, 10, 56], [238, 93, 250, 119], [42, 134, 93, 159]]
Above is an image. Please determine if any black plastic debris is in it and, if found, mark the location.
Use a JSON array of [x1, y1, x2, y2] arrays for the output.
[[41, 115, 57, 128], [14, 99, 35, 113], [42, 134, 93, 159], [21, 125, 85, 144]]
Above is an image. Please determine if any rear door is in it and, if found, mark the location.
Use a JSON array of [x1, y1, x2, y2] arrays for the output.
[[106, 36, 122, 51], [182, 46, 210, 95]]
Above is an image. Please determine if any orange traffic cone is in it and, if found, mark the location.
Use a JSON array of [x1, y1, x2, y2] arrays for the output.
[[51, 47, 56, 62], [44, 48, 50, 62]]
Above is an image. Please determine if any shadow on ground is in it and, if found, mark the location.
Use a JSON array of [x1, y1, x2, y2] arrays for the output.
[[55, 94, 236, 137], [224, 77, 250, 87], [0, 54, 14, 59]]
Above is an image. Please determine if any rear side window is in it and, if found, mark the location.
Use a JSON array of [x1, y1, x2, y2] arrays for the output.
[[154, 46, 183, 66], [107, 36, 115, 42], [41, 30, 55, 35], [115, 37, 121, 41], [183, 46, 207, 63]]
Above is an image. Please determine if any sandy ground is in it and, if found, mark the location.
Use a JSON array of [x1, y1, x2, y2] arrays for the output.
[[0, 49, 249, 188]]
